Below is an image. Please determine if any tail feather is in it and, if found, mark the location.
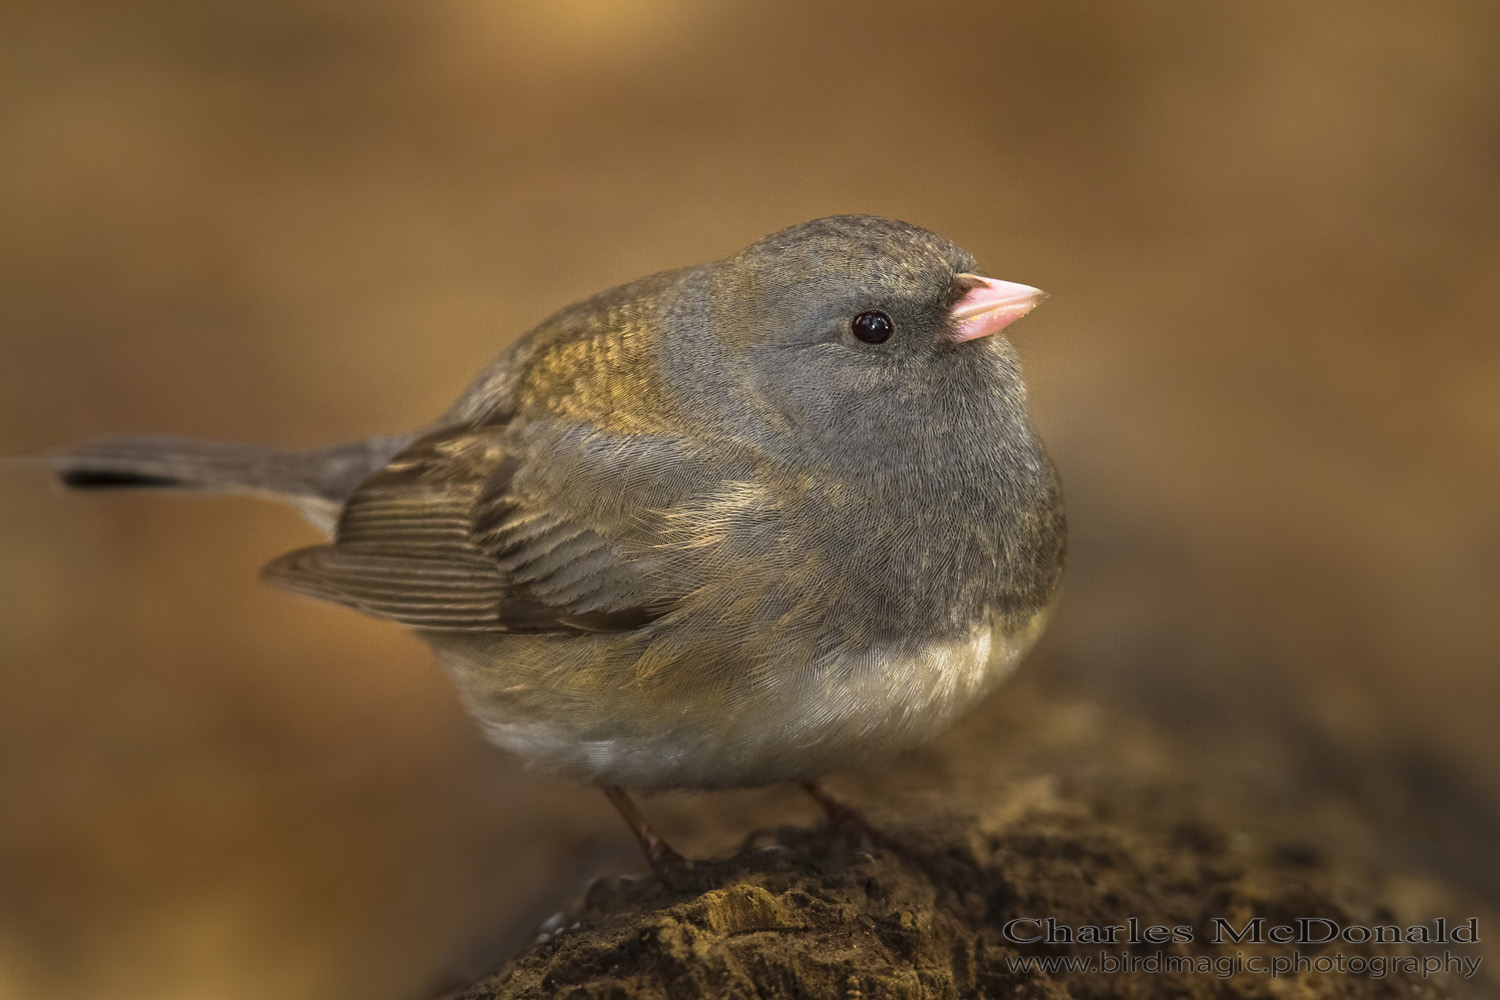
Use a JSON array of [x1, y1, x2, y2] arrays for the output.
[[59, 468, 193, 490], [47, 432, 418, 533], [52, 435, 307, 494]]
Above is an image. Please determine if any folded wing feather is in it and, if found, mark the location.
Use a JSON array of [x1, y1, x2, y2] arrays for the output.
[[262, 427, 667, 633]]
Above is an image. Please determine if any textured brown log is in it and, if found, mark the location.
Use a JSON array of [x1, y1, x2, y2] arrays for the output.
[[455, 687, 1492, 999]]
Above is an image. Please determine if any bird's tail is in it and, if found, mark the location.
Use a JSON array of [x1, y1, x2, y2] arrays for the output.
[[47, 433, 416, 533]]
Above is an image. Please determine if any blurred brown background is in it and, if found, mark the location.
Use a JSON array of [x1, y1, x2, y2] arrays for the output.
[[2, 2, 1497, 998]]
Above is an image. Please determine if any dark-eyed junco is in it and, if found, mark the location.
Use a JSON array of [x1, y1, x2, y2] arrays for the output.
[[49, 216, 1066, 874]]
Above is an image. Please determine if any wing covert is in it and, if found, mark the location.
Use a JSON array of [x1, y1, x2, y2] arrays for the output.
[[262, 427, 670, 633]]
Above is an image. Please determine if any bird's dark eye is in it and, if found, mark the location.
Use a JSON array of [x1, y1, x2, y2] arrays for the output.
[[850, 310, 893, 344]]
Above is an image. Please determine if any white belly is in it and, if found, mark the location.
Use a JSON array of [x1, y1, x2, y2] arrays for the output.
[[461, 611, 1050, 790]]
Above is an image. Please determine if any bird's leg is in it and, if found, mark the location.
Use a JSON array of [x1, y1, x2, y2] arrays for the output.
[[802, 779, 872, 834], [601, 785, 689, 878], [802, 780, 908, 855]]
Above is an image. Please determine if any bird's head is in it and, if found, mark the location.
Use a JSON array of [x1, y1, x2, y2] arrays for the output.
[[676, 215, 1047, 470]]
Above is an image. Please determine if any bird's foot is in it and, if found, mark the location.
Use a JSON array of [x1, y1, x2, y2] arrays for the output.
[[601, 785, 695, 885], [642, 836, 692, 883], [801, 780, 936, 869]]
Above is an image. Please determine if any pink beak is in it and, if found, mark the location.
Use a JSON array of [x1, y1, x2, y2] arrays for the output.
[[949, 273, 1047, 343]]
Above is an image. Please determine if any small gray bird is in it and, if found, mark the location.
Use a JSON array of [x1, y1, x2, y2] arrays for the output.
[[49, 216, 1065, 874]]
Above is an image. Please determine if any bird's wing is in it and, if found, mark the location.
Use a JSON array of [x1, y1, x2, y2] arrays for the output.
[[261, 426, 683, 633]]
